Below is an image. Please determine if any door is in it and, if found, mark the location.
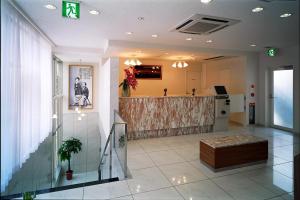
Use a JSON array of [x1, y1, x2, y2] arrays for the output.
[[186, 71, 201, 95], [270, 66, 294, 130]]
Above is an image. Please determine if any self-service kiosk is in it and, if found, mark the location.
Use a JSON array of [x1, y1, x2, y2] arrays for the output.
[[214, 86, 230, 132]]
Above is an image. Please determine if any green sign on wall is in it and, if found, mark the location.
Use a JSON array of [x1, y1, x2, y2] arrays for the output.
[[62, 1, 80, 19], [266, 48, 278, 57]]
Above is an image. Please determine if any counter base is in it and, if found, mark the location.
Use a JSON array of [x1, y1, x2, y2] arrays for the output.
[[127, 125, 213, 140]]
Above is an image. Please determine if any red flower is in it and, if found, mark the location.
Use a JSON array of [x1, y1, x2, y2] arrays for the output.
[[122, 66, 138, 90]]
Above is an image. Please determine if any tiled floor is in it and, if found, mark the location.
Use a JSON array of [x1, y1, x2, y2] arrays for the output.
[[35, 126, 298, 200]]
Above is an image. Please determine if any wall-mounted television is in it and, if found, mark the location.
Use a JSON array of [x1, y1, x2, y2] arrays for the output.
[[134, 65, 162, 79]]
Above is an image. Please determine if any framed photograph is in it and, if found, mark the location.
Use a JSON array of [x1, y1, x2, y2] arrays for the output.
[[69, 65, 93, 109]]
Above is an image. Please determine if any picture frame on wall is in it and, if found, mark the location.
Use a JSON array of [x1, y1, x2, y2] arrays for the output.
[[69, 65, 93, 109]]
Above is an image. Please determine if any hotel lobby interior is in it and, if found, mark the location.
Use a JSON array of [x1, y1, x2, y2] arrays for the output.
[[1, 0, 299, 199]]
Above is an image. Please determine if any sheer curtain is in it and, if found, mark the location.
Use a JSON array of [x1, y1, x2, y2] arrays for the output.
[[1, 0, 52, 192]]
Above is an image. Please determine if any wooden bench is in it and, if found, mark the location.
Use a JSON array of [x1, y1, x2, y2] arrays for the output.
[[200, 134, 268, 169]]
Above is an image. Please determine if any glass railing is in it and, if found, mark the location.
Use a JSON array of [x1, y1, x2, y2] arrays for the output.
[[1, 112, 102, 198], [99, 110, 128, 180]]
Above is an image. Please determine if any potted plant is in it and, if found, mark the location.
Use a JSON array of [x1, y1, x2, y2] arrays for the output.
[[23, 192, 35, 200], [58, 137, 82, 180], [119, 66, 138, 97]]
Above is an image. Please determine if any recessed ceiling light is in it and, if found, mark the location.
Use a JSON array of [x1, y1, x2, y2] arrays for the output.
[[200, 0, 213, 4], [151, 34, 158, 38], [126, 32, 133, 35], [252, 7, 264, 13], [44, 4, 57, 10], [89, 10, 100, 15], [280, 13, 292, 18], [250, 44, 257, 47], [206, 40, 213, 43], [138, 17, 145, 21], [186, 38, 192, 41]]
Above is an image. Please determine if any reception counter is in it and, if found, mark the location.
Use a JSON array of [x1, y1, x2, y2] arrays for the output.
[[119, 96, 215, 140]]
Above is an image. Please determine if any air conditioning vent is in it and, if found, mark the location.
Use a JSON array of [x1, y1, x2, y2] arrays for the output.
[[204, 56, 225, 61], [171, 14, 240, 35]]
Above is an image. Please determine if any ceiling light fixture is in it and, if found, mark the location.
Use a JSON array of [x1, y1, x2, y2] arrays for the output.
[[280, 13, 292, 18], [172, 61, 188, 68], [186, 38, 192, 41], [44, 4, 57, 10], [151, 34, 158, 38], [138, 17, 145, 21], [252, 7, 264, 13], [126, 32, 133, 35], [250, 44, 257, 47], [200, 0, 213, 4], [206, 40, 213, 43], [89, 10, 100, 15], [124, 58, 142, 66]]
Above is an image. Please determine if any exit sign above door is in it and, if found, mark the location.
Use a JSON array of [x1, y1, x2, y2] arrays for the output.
[[62, 1, 80, 19]]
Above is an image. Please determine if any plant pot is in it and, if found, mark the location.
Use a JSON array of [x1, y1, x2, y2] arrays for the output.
[[66, 170, 73, 180], [122, 87, 131, 97]]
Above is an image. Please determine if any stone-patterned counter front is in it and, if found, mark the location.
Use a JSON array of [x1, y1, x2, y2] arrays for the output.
[[119, 96, 215, 139]]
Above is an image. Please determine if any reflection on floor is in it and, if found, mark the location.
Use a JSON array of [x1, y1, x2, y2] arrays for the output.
[[35, 125, 298, 200]]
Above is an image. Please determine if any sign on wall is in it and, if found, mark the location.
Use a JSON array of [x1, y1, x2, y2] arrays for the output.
[[69, 65, 93, 109], [266, 48, 278, 57], [62, 1, 80, 19]]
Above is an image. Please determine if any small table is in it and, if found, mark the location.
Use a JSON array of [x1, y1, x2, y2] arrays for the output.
[[200, 134, 268, 169]]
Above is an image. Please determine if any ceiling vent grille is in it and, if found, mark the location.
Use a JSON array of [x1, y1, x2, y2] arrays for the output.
[[204, 56, 225, 61], [171, 14, 240, 35]]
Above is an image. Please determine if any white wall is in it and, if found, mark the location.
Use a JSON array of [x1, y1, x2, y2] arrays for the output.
[[258, 45, 300, 134], [201, 57, 247, 125], [98, 57, 119, 138], [119, 58, 203, 96], [62, 62, 99, 113]]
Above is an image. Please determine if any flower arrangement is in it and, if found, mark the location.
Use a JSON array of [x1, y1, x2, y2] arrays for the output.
[[119, 66, 138, 96]]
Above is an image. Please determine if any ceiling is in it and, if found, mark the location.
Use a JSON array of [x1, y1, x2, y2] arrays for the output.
[[15, 0, 299, 57], [107, 46, 220, 61]]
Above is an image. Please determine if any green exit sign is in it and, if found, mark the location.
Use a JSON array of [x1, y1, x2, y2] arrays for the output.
[[266, 48, 278, 57], [62, 1, 80, 19]]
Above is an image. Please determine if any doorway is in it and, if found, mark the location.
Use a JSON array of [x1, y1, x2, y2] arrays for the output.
[[269, 66, 294, 130]]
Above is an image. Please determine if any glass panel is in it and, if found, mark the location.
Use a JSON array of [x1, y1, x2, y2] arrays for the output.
[[273, 69, 293, 129], [114, 114, 128, 179]]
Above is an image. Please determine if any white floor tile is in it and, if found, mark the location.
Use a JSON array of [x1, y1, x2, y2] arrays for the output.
[[127, 167, 171, 194], [139, 140, 171, 153], [148, 150, 185, 166], [159, 162, 207, 185], [189, 160, 241, 178], [127, 142, 145, 155], [175, 179, 233, 200], [213, 173, 277, 200], [174, 146, 198, 162], [128, 153, 155, 170], [83, 181, 131, 199], [110, 195, 134, 200], [133, 187, 184, 200], [242, 167, 293, 195]]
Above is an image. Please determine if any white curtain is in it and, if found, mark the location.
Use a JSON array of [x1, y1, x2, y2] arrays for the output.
[[1, 0, 52, 192]]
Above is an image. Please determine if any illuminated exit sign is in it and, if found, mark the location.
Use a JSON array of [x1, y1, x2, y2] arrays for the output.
[[266, 48, 278, 57], [62, 1, 80, 19]]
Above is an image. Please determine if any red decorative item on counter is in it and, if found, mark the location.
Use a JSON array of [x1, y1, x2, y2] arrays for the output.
[[119, 66, 138, 97], [124, 66, 138, 90]]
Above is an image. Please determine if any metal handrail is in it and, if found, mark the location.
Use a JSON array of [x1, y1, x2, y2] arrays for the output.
[[98, 123, 115, 180], [98, 111, 128, 180]]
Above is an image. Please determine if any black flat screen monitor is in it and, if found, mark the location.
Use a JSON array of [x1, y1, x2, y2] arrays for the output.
[[214, 86, 228, 95]]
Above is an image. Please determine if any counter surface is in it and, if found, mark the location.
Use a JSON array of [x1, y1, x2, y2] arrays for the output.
[[119, 96, 215, 139]]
